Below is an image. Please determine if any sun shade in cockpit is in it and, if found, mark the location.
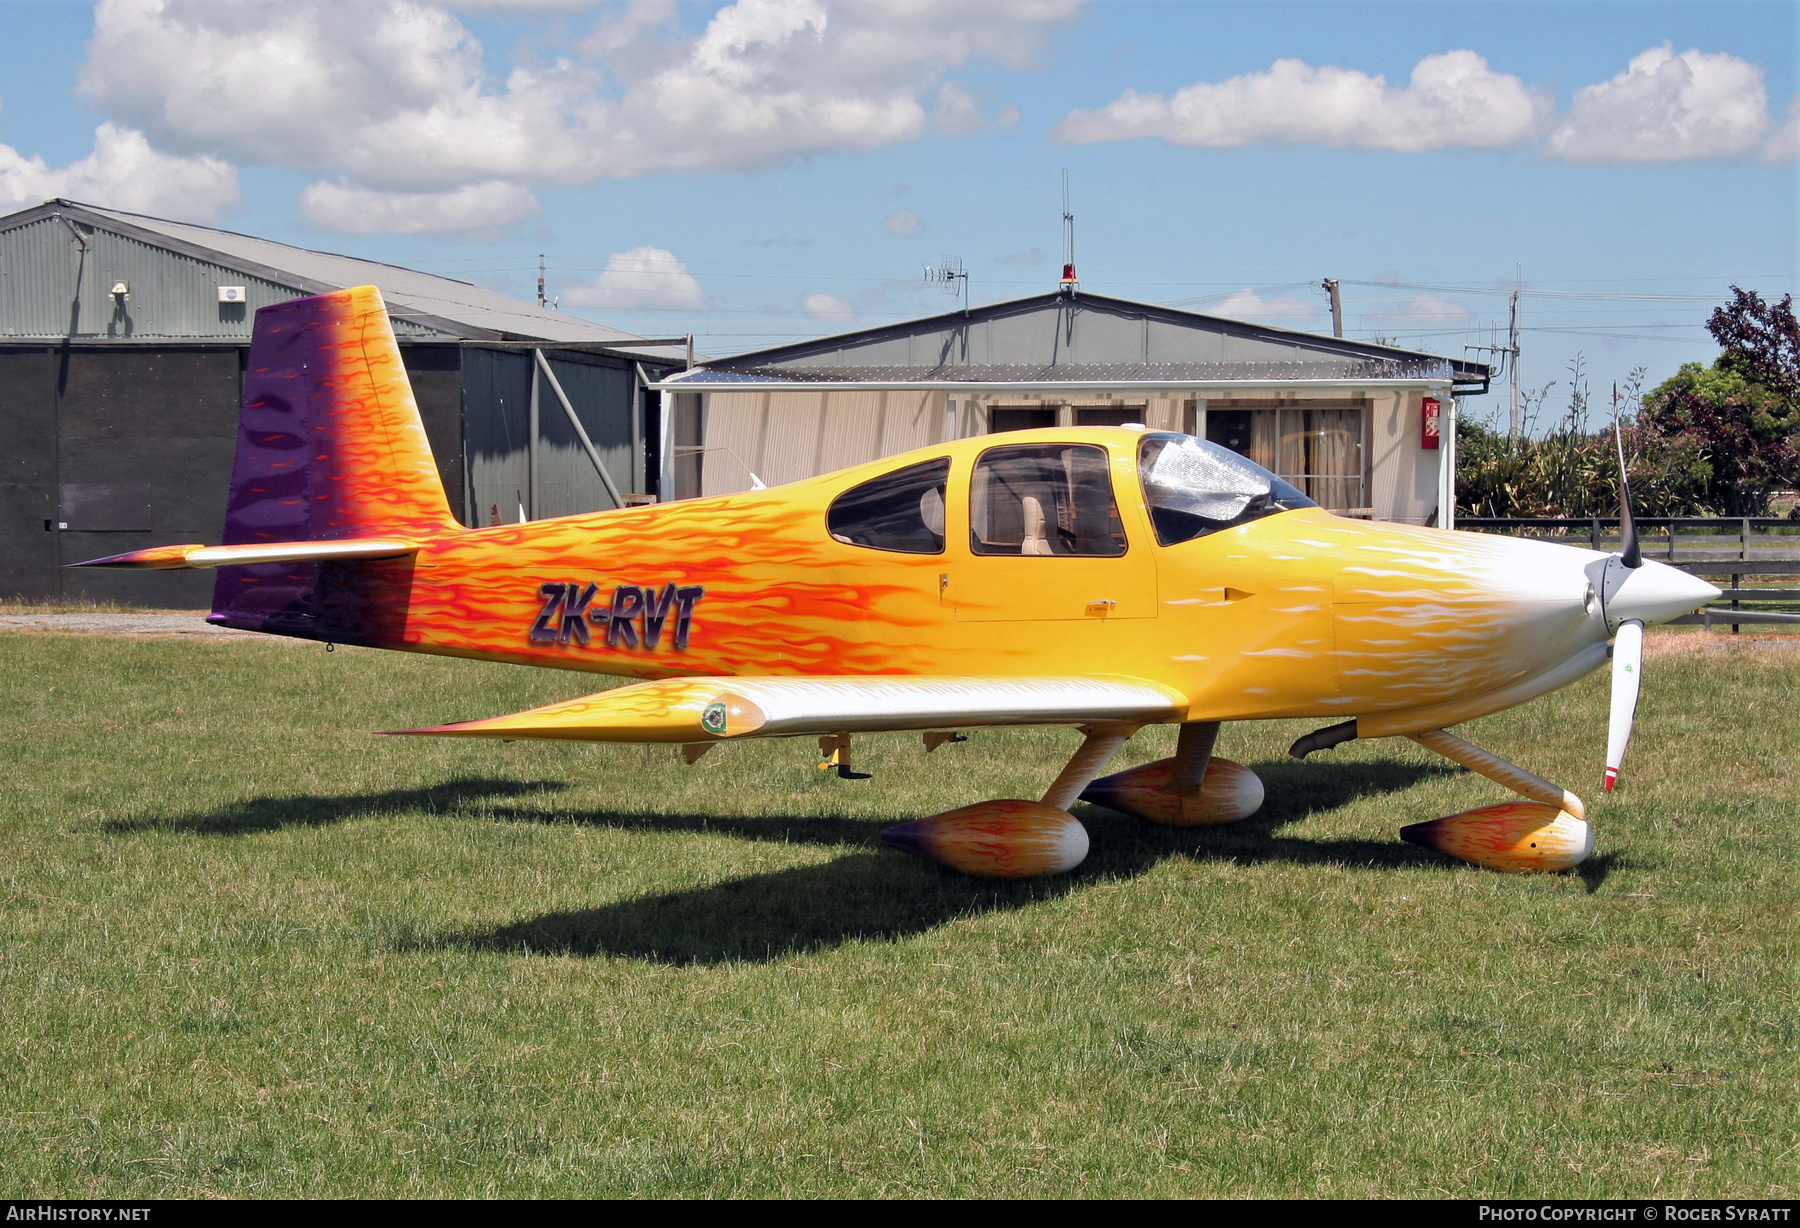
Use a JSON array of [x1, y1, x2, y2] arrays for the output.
[[1138, 433, 1315, 546]]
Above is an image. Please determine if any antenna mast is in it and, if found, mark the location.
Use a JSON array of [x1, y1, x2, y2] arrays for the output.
[[537, 253, 547, 309], [923, 256, 969, 315], [1059, 169, 1078, 296]]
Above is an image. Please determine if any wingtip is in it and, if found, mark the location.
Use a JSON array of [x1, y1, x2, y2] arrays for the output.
[[68, 543, 205, 569], [380, 722, 486, 737]]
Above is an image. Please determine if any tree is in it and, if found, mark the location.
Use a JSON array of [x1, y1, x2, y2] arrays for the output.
[[1457, 360, 1711, 519], [1640, 288, 1800, 516]]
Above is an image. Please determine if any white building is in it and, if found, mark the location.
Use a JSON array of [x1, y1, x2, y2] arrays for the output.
[[654, 290, 1487, 525]]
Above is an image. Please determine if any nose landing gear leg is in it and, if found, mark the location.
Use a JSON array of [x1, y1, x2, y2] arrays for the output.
[[1400, 728, 1592, 872]]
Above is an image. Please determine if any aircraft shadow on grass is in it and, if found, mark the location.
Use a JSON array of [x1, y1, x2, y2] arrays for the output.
[[434, 758, 1527, 966], [103, 776, 568, 836], [108, 758, 1612, 962]]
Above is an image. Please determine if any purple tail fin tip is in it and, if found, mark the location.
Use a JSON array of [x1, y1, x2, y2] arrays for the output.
[[211, 286, 458, 640]]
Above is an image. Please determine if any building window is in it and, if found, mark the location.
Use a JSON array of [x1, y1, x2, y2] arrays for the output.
[[989, 406, 1059, 432], [1203, 399, 1366, 512], [970, 443, 1126, 557], [826, 457, 949, 554], [1074, 405, 1145, 427]]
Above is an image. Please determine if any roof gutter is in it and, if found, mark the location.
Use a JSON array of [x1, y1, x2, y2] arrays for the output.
[[647, 376, 1459, 393]]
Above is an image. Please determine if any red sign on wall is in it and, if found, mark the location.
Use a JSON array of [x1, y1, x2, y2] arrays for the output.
[[1421, 396, 1441, 450]]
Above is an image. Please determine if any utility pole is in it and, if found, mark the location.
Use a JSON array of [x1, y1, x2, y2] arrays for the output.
[[537, 254, 547, 309], [1321, 279, 1343, 338], [1506, 274, 1521, 442], [1465, 269, 1522, 443]]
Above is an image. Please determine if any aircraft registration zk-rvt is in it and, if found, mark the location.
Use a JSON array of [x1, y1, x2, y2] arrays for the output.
[[83, 287, 1720, 878]]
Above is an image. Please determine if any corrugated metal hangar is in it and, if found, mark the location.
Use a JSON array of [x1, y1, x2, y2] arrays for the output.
[[653, 290, 1488, 525], [0, 198, 683, 604]]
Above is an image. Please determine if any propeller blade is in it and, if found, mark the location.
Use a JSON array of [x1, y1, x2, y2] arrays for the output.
[[1612, 381, 1642, 569], [1604, 619, 1644, 792]]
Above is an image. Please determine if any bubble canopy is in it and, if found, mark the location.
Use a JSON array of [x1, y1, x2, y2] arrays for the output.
[[1137, 432, 1315, 545]]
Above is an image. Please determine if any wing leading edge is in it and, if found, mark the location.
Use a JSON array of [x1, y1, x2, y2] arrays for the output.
[[391, 675, 1185, 743]]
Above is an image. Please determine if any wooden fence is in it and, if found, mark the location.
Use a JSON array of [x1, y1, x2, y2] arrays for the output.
[[1457, 517, 1800, 564], [1457, 517, 1800, 630]]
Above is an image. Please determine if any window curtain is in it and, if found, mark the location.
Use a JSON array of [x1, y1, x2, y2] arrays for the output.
[[1248, 410, 1280, 472], [1273, 408, 1362, 508]]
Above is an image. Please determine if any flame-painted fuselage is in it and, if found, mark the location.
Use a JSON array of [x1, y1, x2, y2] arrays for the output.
[[218, 429, 1618, 728]]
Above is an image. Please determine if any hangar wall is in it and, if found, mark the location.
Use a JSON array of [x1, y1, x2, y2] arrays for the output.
[[695, 385, 1442, 523], [4, 345, 474, 605]]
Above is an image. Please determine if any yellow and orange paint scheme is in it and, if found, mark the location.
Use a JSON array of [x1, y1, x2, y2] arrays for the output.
[[83, 286, 1718, 878]]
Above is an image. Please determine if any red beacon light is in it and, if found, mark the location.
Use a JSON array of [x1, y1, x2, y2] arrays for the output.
[[1059, 263, 1078, 295]]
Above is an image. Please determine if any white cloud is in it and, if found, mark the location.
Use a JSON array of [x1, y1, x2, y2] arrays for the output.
[[77, 0, 1081, 225], [1208, 288, 1324, 328], [803, 291, 855, 323], [425, 0, 601, 10], [1365, 294, 1472, 327], [885, 208, 924, 237], [1546, 44, 1772, 162], [561, 246, 704, 311], [298, 179, 539, 236], [1055, 50, 1547, 152], [1766, 97, 1800, 162], [934, 80, 1018, 136], [1000, 246, 1046, 265], [0, 118, 238, 221]]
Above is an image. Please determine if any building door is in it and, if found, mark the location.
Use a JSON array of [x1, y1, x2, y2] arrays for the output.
[[951, 441, 1155, 622]]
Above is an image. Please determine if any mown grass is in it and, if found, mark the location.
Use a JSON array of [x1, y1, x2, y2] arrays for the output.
[[0, 629, 1794, 1198]]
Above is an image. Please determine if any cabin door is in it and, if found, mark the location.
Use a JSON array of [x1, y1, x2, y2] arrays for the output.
[[950, 440, 1156, 623]]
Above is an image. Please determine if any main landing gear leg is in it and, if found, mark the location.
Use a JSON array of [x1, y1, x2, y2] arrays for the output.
[[1078, 720, 1265, 826], [1399, 727, 1593, 873], [880, 724, 1139, 878]]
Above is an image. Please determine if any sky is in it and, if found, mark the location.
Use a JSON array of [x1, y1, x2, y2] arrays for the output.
[[0, 0, 1795, 428]]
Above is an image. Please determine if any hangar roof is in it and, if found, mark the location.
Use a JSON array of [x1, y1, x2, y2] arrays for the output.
[[659, 290, 1488, 395], [0, 198, 683, 360]]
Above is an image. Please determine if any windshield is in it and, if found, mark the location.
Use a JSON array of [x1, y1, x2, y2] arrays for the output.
[[1137, 433, 1315, 545]]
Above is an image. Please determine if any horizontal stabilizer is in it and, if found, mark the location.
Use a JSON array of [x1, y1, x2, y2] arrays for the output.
[[73, 538, 419, 570], [392, 674, 1184, 744]]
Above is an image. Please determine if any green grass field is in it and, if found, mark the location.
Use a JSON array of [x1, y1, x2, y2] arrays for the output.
[[1, 628, 1795, 1198]]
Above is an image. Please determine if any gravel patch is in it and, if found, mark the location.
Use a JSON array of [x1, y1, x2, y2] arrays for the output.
[[0, 612, 268, 637]]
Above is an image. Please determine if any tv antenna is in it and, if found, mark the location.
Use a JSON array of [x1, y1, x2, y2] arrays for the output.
[[924, 255, 969, 315], [1059, 168, 1077, 296]]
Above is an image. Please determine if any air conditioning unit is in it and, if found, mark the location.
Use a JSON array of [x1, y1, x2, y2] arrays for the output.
[[218, 286, 246, 303]]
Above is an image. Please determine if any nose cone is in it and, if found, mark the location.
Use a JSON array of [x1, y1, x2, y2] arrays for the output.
[[1600, 558, 1720, 630]]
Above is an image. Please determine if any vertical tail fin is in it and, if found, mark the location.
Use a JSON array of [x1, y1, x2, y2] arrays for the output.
[[212, 286, 459, 638], [223, 285, 456, 546]]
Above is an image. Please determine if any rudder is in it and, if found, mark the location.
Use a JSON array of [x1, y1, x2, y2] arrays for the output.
[[212, 286, 459, 637]]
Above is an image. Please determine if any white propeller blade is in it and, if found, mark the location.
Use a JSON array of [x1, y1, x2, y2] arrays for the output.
[[1604, 619, 1644, 792]]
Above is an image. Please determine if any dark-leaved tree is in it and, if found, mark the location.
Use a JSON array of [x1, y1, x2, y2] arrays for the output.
[[1641, 287, 1800, 516]]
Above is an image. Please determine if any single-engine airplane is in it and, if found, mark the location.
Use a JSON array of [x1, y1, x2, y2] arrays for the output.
[[81, 287, 1719, 878]]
